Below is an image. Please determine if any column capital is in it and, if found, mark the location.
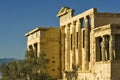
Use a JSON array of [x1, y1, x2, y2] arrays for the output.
[[76, 20, 81, 32], [76, 19, 81, 25], [70, 22, 75, 34], [65, 25, 70, 33], [84, 16, 88, 20], [84, 17, 89, 29]]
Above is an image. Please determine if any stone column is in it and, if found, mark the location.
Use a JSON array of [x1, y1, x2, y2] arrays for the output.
[[70, 22, 75, 70], [70, 24, 72, 70], [66, 25, 70, 70], [76, 20, 82, 70], [101, 36, 106, 61], [65, 26, 67, 70], [72, 22, 75, 67], [109, 34, 116, 61], [75, 21, 78, 66], [83, 17, 89, 71], [37, 42, 40, 57]]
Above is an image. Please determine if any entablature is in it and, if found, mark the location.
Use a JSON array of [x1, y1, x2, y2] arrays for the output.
[[93, 24, 120, 37]]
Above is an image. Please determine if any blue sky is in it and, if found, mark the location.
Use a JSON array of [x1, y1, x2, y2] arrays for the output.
[[0, 0, 120, 59]]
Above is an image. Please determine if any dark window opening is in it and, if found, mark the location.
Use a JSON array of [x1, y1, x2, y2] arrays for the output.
[[80, 18, 85, 28], [96, 37, 102, 61], [82, 30, 85, 48], [34, 43, 38, 57], [115, 34, 120, 60]]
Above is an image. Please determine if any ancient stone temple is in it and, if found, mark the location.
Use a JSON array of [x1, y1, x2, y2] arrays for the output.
[[26, 7, 120, 80]]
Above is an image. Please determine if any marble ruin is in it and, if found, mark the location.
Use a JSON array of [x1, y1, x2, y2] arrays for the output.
[[25, 7, 120, 80]]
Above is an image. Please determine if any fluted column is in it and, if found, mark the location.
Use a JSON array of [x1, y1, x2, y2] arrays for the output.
[[83, 17, 89, 71], [65, 26, 67, 70], [109, 34, 116, 61], [72, 22, 75, 67], [66, 25, 70, 70], [76, 20, 82, 70], [70, 24, 72, 70], [70, 22, 75, 70]]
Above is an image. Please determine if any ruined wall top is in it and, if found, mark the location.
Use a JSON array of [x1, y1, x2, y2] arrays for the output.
[[25, 27, 59, 37]]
